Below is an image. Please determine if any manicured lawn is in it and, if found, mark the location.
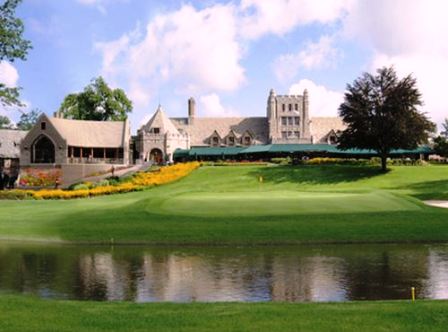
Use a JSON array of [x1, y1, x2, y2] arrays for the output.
[[1, 295, 448, 332], [0, 165, 447, 244]]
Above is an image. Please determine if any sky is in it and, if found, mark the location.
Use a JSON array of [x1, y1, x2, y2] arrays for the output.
[[1, 0, 447, 132]]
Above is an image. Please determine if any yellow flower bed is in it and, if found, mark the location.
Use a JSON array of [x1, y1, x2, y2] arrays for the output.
[[0, 162, 200, 200]]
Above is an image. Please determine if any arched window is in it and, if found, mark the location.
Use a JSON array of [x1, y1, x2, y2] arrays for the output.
[[32, 135, 55, 163]]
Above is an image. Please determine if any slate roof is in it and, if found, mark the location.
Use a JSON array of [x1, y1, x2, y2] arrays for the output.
[[171, 117, 269, 146], [140, 106, 181, 135], [49, 117, 128, 148], [310, 117, 346, 143], [0, 129, 27, 159]]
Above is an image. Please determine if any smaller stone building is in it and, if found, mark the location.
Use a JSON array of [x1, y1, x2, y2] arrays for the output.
[[0, 129, 27, 188], [20, 114, 131, 184], [136, 106, 189, 163]]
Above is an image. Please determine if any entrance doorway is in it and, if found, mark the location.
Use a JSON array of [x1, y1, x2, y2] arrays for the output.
[[149, 148, 163, 164]]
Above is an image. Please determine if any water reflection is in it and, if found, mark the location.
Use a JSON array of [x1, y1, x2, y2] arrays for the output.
[[0, 243, 448, 302]]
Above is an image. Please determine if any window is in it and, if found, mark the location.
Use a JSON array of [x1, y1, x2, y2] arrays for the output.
[[294, 131, 300, 138], [287, 131, 292, 137], [243, 136, 251, 145], [287, 117, 293, 125], [288, 104, 292, 111], [294, 117, 300, 125], [40, 122, 46, 130], [281, 131, 288, 139], [295, 104, 298, 111], [281, 117, 287, 125], [212, 136, 219, 146], [228, 136, 235, 146], [282, 104, 285, 111], [150, 127, 160, 134]]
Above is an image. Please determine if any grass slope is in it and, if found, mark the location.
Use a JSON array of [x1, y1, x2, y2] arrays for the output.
[[0, 165, 447, 244], [1, 295, 448, 332]]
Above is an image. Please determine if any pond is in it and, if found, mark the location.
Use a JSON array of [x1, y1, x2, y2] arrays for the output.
[[1, 242, 448, 302]]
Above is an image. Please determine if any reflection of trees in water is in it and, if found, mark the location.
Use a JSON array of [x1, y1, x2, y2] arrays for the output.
[[341, 247, 429, 300], [0, 245, 445, 302]]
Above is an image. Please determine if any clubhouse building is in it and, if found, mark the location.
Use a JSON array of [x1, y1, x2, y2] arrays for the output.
[[136, 89, 347, 162], [0, 88, 432, 186]]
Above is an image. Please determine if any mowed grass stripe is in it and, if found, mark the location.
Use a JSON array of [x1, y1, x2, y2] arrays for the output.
[[0, 165, 447, 244]]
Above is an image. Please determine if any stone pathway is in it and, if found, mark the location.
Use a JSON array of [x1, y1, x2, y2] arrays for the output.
[[424, 200, 448, 208]]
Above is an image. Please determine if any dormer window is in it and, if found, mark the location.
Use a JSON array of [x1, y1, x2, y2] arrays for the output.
[[41, 122, 46, 130], [228, 136, 235, 146], [244, 136, 251, 145], [212, 137, 219, 146]]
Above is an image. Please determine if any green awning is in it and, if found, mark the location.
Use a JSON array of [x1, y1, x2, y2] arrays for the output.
[[174, 144, 433, 158]]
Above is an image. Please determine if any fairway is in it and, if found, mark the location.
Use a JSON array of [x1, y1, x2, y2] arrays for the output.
[[0, 165, 447, 244], [157, 190, 421, 216]]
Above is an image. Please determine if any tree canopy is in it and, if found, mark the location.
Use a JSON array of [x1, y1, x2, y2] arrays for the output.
[[440, 118, 448, 138], [16, 108, 41, 130], [338, 66, 435, 171], [0, 114, 12, 129], [0, 0, 32, 107], [58, 77, 132, 121]]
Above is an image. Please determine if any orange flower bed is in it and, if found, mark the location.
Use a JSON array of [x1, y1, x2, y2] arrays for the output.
[[0, 162, 200, 200]]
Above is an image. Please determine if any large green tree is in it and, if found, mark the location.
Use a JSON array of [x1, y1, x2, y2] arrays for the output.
[[338, 67, 435, 171], [58, 77, 132, 121], [16, 108, 41, 130], [0, 114, 12, 129], [0, 0, 32, 107], [441, 118, 448, 138]]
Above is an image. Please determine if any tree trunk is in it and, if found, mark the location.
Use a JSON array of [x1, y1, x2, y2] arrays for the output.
[[381, 154, 388, 172]]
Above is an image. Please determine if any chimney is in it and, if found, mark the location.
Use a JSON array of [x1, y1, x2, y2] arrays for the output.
[[188, 97, 196, 124]]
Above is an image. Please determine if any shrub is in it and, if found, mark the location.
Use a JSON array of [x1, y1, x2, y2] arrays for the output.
[[7, 162, 201, 200], [271, 157, 291, 165], [0, 190, 33, 200], [19, 168, 62, 187]]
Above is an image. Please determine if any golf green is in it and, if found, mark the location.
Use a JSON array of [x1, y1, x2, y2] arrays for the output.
[[156, 190, 421, 216]]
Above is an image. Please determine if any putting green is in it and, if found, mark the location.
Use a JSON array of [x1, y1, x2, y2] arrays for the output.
[[155, 190, 422, 216]]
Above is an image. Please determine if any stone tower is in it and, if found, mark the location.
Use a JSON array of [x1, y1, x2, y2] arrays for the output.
[[267, 89, 277, 142], [267, 88, 311, 144]]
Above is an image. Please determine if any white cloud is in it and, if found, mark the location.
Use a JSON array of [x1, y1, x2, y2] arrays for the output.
[[76, 0, 128, 14], [342, 0, 448, 125], [239, 0, 353, 39], [273, 36, 341, 81], [96, 4, 245, 111], [289, 79, 343, 117], [0, 61, 19, 88], [199, 94, 240, 117]]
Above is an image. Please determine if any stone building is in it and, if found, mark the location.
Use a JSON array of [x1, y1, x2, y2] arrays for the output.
[[0, 129, 27, 188], [20, 113, 131, 184], [137, 88, 346, 162]]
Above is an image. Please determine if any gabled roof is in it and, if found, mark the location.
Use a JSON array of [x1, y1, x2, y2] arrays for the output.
[[310, 117, 346, 143], [47, 115, 128, 148], [171, 117, 269, 146], [0, 129, 27, 158], [141, 105, 180, 135]]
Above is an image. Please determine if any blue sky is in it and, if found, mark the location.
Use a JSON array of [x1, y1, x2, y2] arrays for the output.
[[1, 0, 447, 132]]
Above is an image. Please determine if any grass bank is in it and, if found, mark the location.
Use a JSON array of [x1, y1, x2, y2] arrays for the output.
[[0, 165, 447, 244], [1, 295, 447, 332]]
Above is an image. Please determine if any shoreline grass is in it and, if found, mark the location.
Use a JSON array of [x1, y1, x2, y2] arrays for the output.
[[0, 165, 447, 245], [1, 295, 448, 332]]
